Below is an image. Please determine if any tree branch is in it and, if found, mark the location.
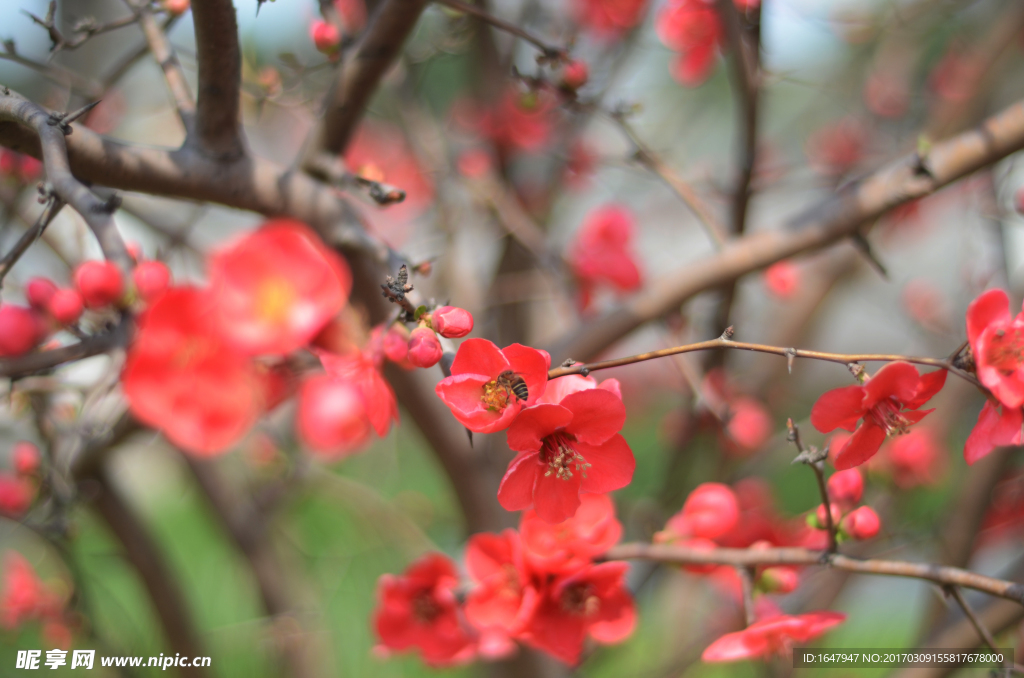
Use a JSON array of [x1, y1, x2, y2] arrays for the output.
[[434, 0, 568, 60], [548, 96, 1024, 363], [128, 0, 195, 131], [606, 542, 1024, 606], [189, 0, 245, 158]]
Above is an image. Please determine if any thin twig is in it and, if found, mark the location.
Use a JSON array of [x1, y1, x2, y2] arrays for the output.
[[945, 585, 1000, 652], [548, 335, 980, 389], [788, 418, 838, 554], [125, 0, 195, 130], [736, 565, 756, 626], [0, 197, 65, 289], [605, 542, 1024, 607], [434, 0, 568, 60], [608, 109, 727, 248]]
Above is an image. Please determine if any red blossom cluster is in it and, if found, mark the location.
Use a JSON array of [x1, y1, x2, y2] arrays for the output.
[[0, 552, 73, 649], [701, 369, 773, 456], [568, 204, 643, 312], [373, 494, 634, 666], [808, 468, 881, 542]]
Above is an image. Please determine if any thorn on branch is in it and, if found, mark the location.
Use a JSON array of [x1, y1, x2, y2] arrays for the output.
[[850, 231, 887, 279], [561, 358, 577, 368], [788, 417, 838, 554], [785, 347, 796, 374]]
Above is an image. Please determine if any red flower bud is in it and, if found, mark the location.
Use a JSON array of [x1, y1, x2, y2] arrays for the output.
[[0, 474, 32, 517], [666, 482, 740, 541], [407, 326, 442, 368], [842, 506, 880, 540], [758, 566, 799, 594], [47, 289, 84, 325], [164, 0, 190, 15], [132, 260, 171, 302], [25, 278, 57, 311], [826, 468, 863, 509], [311, 20, 341, 55], [813, 503, 842, 529], [0, 305, 41, 356], [73, 261, 124, 309], [764, 260, 800, 298], [432, 306, 474, 338], [382, 324, 409, 363], [561, 60, 589, 90], [12, 442, 40, 476]]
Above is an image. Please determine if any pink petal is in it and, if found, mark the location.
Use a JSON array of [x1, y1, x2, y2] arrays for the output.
[[863, 362, 920, 408], [562, 389, 626, 445], [810, 385, 865, 432], [965, 401, 1023, 465], [533, 471, 582, 523], [577, 434, 635, 494], [589, 591, 636, 644], [497, 453, 540, 512], [507, 404, 573, 453], [966, 289, 1010, 348], [502, 343, 551, 405], [451, 338, 509, 378], [834, 423, 886, 470], [702, 629, 770, 662], [905, 369, 947, 409]]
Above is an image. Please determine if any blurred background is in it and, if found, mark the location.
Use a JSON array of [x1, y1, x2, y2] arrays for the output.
[[1, 0, 1024, 675]]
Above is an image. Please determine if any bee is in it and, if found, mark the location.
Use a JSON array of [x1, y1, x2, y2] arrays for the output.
[[496, 370, 529, 402]]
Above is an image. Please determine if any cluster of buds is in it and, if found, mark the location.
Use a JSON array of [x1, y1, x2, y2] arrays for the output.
[[0, 552, 73, 649], [809, 468, 881, 541], [0, 442, 38, 519]]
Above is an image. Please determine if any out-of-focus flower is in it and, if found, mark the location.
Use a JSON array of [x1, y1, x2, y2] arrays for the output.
[[841, 506, 880, 540], [163, 0, 190, 15], [806, 118, 865, 175], [0, 553, 60, 630], [319, 349, 399, 439], [560, 61, 589, 92], [864, 72, 909, 119], [902, 279, 950, 333], [432, 306, 474, 338], [12, 442, 39, 477], [334, 0, 367, 33], [662, 483, 740, 541], [564, 140, 598, 189], [456, 149, 492, 179], [872, 428, 945, 488], [25, 279, 56, 311], [519, 493, 623, 573], [568, 205, 643, 312], [520, 562, 636, 665], [764, 260, 800, 299], [656, 0, 721, 86], [810, 362, 946, 470], [498, 389, 635, 523], [724, 397, 773, 455], [464, 530, 536, 658], [133, 260, 171, 303], [929, 49, 983, 104], [826, 469, 863, 510], [208, 220, 351, 356], [123, 287, 263, 455], [0, 305, 42, 357], [0, 150, 42, 185], [573, 0, 647, 38], [311, 20, 341, 55], [435, 339, 549, 434], [373, 553, 475, 667], [966, 289, 1024, 409], [0, 475, 32, 517], [702, 611, 845, 662], [296, 374, 373, 457], [474, 90, 556, 154], [47, 289, 84, 326], [407, 326, 443, 368], [73, 261, 124, 309]]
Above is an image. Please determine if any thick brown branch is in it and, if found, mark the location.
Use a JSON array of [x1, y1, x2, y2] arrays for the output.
[[307, 0, 430, 158], [606, 543, 1024, 606], [548, 97, 1024, 363], [0, 92, 132, 271], [87, 468, 210, 675], [189, 0, 245, 158]]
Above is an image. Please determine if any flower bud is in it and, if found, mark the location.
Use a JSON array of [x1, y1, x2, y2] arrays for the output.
[[759, 566, 799, 594], [842, 506, 880, 540], [133, 260, 171, 302], [764, 260, 800, 298], [432, 306, 474, 338], [0, 474, 32, 517], [25, 278, 57, 311], [164, 0, 190, 15], [407, 326, 442, 368], [382, 324, 410, 363], [311, 20, 341, 55], [47, 289, 84, 325], [826, 468, 863, 509], [73, 261, 124, 309], [0, 305, 41, 356], [811, 503, 842, 530], [561, 60, 589, 91], [12, 441, 39, 476], [666, 482, 740, 541]]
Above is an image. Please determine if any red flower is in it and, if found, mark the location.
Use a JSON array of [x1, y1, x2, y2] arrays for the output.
[[296, 375, 373, 457], [0, 474, 32, 518], [966, 289, 1024, 409], [475, 90, 555, 154], [319, 350, 399, 439], [810, 362, 947, 470], [464, 530, 537, 658], [573, 0, 647, 37], [520, 562, 636, 665], [373, 553, 475, 667], [519, 493, 623, 573], [764, 260, 800, 298], [311, 20, 341, 55], [0, 553, 63, 630], [47, 290, 84, 326], [435, 339, 550, 434], [497, 389, 635, 523], [826, 469, 863, 510], [432, 306, 474, 339], [208, 220, 351, 356], [656, 0, 721, 86], [12, 442, 40, 477], [568, 205, 643, 311], [965, 400, 1023, 465], [702, 611, 846, 662], [123, 287, 262, 455], [663, 482, 740, 541], [872, 428, 945, 488]]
